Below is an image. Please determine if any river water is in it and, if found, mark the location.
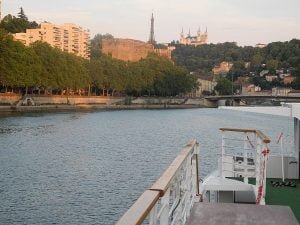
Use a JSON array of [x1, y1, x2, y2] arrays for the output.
[[0, 109, 294, 224]]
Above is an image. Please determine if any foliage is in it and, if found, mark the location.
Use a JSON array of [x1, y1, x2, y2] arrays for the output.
[[173, 40, 300, 89], [0, 31, 196, 96], [215, 77, 233, 95], [0, 9, 38, 33], [90, 34, 114, 59]]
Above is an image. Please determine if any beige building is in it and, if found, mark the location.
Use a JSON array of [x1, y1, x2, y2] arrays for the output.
[[255, 43, 267, 48], [179, 28, 208, 46], [13, 22, 90, 59], [266, 75, 278, 82], [213, 62, 233, 75], [191, 74, 217, 97]]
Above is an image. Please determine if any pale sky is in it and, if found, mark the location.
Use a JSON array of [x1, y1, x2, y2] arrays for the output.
[[3, 0, 300, 46]]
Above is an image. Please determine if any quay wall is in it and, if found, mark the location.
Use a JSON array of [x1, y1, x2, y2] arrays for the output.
[[30, 96, 124, 105], [0, 95, 216, 113], [0, 94, 22, 105]]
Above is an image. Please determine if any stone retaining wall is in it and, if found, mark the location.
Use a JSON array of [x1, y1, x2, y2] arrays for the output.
[[0, 94, 22, 105], [31, 96, 125, 105]]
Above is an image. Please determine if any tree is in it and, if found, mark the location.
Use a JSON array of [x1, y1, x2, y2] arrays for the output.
[[90, 34, 114, 59], [0, 11, 38, 33], [266, 59, 279, 74], [18, 7, 28, 21], [215, 77, 233, 95]]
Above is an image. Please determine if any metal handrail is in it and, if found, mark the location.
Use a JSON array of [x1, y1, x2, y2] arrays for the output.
[[219, 128, 271, 143], [116, 140, 199, 225]]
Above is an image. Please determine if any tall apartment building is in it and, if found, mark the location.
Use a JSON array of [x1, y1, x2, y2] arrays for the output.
[[13, 22, 90, 59]]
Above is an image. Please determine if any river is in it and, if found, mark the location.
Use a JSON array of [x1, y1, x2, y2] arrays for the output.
[[0, 108, 294, 224]]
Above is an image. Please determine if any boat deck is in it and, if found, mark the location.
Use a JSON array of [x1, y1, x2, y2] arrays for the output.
[[266, 178, 300, 222], [187, 202, 299, 225]]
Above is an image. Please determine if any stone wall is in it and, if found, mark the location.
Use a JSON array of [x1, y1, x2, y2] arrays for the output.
[[102, 38, 173, 61], [102, 39, 154, 62], [0, 94, 22, 105], [31, 96, 124, 105]]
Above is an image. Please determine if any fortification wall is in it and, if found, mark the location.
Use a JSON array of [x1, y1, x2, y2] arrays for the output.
[[0, 94, 22, 105], [102, 38, 173, 61], [31, 96, 124, 105], [102, 39, 154, 62]]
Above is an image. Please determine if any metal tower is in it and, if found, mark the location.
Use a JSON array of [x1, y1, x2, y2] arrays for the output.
[[148, 12, 155, 45], [0, 0, 2, 21]]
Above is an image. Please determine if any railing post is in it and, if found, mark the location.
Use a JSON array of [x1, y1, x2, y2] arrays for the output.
[[243, 133, 248, 184], [160, 189, 170, 225], [195, 143, 200, 196], [221, 131, 225, 178], [255, 133, 261, 190], [149, 203, 158, 225]]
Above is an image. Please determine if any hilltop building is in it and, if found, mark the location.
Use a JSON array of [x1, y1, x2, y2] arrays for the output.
[[13, 22, 90, 59], [255, 43, 267, 48], [179, 28, 208, 46], [102, 13, 174, 62]]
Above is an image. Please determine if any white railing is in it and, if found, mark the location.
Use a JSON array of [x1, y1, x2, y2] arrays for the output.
[[116, 140, 200, 225], [219, 128, 271, 205]]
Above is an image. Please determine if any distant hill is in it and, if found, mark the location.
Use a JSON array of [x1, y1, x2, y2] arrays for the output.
[[172, 40, 300, 75], [172, 40, 300, 89]]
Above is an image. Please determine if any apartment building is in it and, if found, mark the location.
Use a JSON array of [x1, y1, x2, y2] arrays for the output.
[[13, 22, 90, 59]]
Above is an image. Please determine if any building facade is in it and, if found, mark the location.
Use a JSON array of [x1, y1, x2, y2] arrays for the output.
[[213, 62, 233, 76], [179, 28, 208, 46], [189, 73, 216, 97], [13, 22, 90, 59]]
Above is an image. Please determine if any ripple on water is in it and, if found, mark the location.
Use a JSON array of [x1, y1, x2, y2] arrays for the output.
[[0, 109, 294, 225]]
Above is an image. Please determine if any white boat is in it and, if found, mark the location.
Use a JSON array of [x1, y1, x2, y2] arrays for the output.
[[117, 103, 300, 225]]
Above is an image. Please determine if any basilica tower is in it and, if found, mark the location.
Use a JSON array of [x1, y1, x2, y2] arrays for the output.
[[0, 0, 2, 21]]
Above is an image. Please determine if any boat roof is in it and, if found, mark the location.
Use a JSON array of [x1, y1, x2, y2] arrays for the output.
[[200, 171, 255, 192]]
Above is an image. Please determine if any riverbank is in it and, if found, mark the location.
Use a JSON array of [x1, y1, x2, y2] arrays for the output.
[[0, 103, 206, 114], [0, 95, 216, 113]]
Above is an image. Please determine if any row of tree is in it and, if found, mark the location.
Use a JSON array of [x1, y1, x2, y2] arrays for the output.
[[0, 30, 197, 96]]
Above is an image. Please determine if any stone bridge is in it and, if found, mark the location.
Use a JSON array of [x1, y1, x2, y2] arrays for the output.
[[205, 95, 300, 106]]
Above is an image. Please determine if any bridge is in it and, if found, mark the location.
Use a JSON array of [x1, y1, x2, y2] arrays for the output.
[[204, 95, 300, 106]]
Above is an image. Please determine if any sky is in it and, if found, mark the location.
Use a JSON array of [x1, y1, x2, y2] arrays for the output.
[[2, 0, 300, 46]]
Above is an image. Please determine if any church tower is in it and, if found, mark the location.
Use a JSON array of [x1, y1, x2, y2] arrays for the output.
[[148, 12, 156, 45], [197, 26, 201, 42], [180, 28, 186, 44], [203, 27, 208, 44]]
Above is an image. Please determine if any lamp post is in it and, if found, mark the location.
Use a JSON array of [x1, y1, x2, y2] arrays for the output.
[[231, 74, 234, 94], [231, 73, 234, 106]]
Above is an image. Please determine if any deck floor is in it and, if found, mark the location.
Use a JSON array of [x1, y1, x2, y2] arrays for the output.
[[266, 178, 300, 222], [187, 203, 299, 225]]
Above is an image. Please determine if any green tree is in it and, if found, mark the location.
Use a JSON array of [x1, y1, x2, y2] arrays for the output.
[[17, 7, 28, 21], [215, 77, 233, 95], [90, 34, 114, 59]]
